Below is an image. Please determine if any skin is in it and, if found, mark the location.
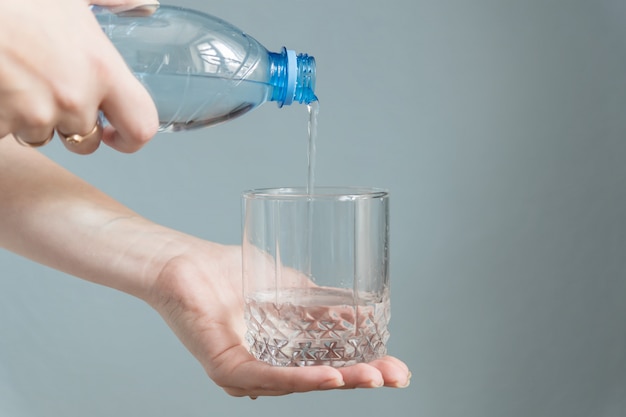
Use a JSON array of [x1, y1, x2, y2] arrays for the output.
[[0, 0, 159, 153], [0, 138, 410, 396], [0, 0, 411, 397]]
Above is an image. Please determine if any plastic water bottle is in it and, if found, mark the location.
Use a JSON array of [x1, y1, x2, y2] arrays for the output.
[[92, 4, 317, 132]]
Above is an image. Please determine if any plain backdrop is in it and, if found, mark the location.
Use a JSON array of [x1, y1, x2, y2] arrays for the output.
[[2, 0, 626, 416]]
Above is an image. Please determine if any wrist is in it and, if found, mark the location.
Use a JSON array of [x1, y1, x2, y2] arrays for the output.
[[141, 240, 243, 347]]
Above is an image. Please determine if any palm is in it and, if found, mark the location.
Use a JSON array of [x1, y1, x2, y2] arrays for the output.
[[149, 243, 410, 397]]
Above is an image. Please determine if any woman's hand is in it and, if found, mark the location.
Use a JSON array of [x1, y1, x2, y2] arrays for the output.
[[0, 138, 411, 397], [147, 243, 411, 397], [0, 0, 159, 154]]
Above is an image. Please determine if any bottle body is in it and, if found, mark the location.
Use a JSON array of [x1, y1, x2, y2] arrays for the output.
[[94, 5, 316, 132]]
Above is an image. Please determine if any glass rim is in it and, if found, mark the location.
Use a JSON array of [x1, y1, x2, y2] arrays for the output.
[[242, 186, 389, 200]]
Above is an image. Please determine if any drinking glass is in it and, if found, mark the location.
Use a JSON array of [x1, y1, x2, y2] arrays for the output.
[[242, 186, 390, 367]]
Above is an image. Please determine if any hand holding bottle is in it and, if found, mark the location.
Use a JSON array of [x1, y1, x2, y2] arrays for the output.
[[0, 0, 159, 154]]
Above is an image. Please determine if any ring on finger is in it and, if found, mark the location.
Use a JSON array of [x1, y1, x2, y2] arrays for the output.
[[13, 131, 55, 148], [57, 118, 103, 146]]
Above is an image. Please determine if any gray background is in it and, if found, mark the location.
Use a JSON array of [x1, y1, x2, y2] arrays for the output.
[[2, 0, 626, 416]]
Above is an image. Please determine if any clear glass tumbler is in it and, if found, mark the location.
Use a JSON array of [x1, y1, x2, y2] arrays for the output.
[[242, 187, 390, 367]]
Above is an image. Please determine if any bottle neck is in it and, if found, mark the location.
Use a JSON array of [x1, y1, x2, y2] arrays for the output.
[[269, 47, 317, 107]]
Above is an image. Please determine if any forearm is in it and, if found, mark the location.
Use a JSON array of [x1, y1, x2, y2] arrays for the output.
[[0, 136, 188, 299], [0, 136, 412, 395]]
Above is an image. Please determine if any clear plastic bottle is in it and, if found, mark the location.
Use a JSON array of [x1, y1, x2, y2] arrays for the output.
[[92, 4, 317, 132]]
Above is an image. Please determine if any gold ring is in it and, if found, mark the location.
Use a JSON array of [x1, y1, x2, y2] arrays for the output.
[[13, 131, 55, 148], [57, 119, 102, 145]]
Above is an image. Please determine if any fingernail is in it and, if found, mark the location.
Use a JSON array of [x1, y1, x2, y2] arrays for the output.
[[318, 378, 345, 390], [109, 1, 160, 15], [124, 0, 160, 6], [399, 371, 412, 388]]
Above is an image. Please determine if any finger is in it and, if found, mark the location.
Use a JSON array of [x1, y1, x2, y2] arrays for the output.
[[57, 117, 103, 155], [5, 80, 56, 148], [84, 4, 159, 153], [223, 366, 345, 397], [87, 0, 160, 11], [11, 119, 56, 148], [335, 363, 384, 389], [13, 130, 54, 148], [366, 356, 412, 388], [211, 345, 345, 397], [55, 106, 102, 155], [98, 50, 159, 153], [108, 3, 160, 17], [85, 2, 160, 19]]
